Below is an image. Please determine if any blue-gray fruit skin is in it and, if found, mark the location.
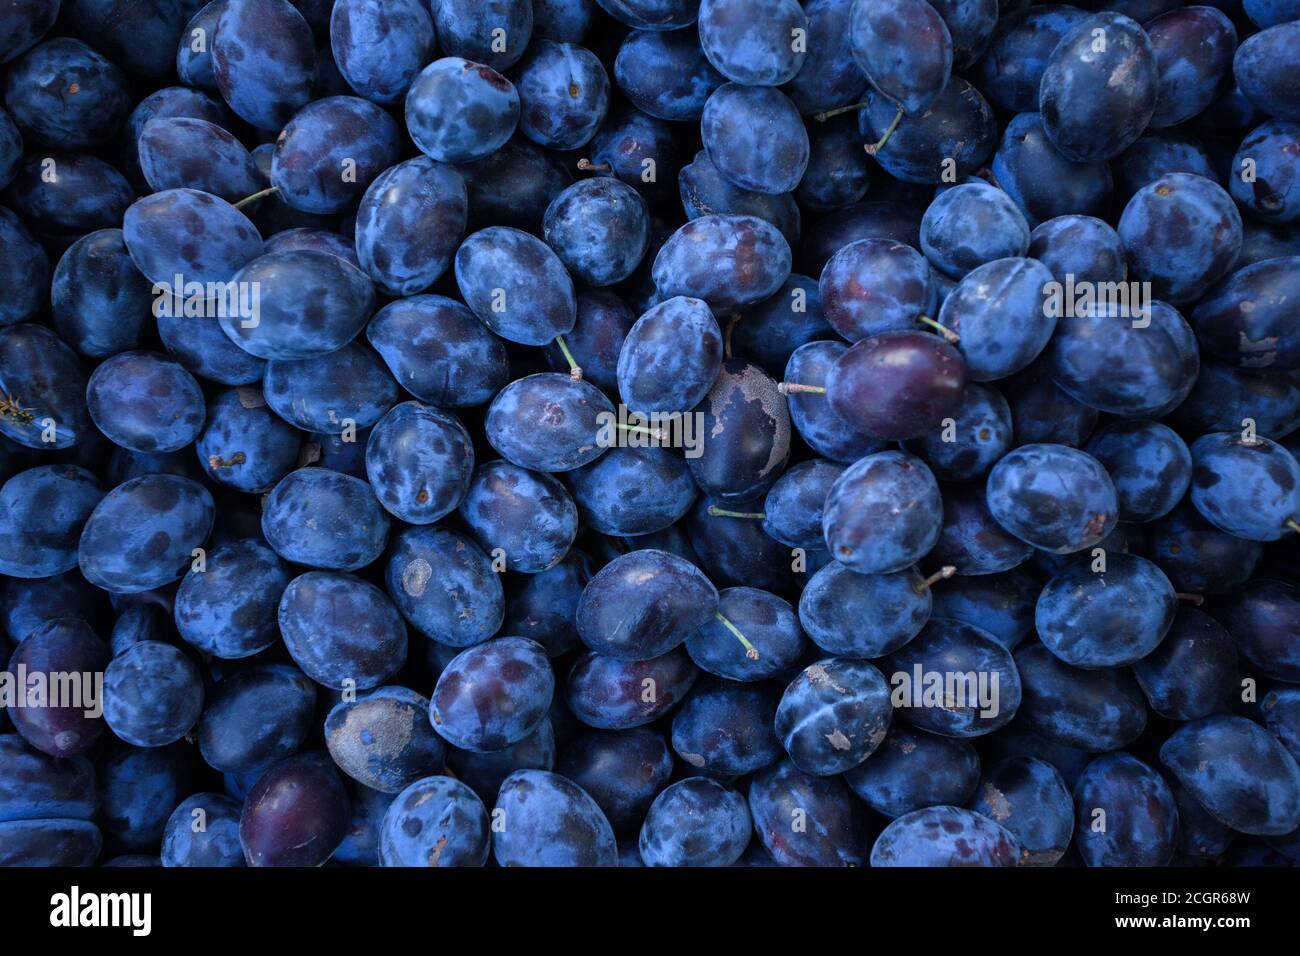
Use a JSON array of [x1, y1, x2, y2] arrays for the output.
[[379, 776, 491, 867], [653, 215, 792, 313], [930, 569, 1036, 651], [849, 0, 953, 115], [731, 275, 833, 377], [503, 551, 592, 658], [0, 465, 103, 579], [941, 257, 1056, 385], [639, 777, 750, 866], [971, 756, 1073, 867], [748, 760, 869, 866], [1133, 607, 1239, 722], [459, 461, 577, 573], [0, 0, 60, 64], [617, 296, 722, 415], [905, 383, 1012, 482], [385, 526, 503, 648], [565, 446, 696, 538], [557, 727, 673, 830], [1231, 122, 1300, 225], [197, 391, 281, 484], [0, 734, 96, 824], [221, 250, 377, 361], [699, 0, 805, 86], [138, 117, 261, 202], [271, 96, 401, 214], [3, 38, 131, 150], [435, 0, 533, 71], [0, 818, 102, 866], [820, 239, 935, 343], [1192, 257, 1300, 369], [1190, 433, 1300, 542], [1039, 13, 1158, 163], [97, 740, 197, 852], [702, 84, 808, 195], [933, 483, 1033, 575], [976, 6, 1088, 113], [687, 495, 799, 594], [577, 549, 718, 660], [277, 572, 407, 690], [7, 152, 132, 237], [239, 752, 350, 866], [78, 475, 215, 593], [883, 618, 1022, 738], [448, 719, 557, 805], [365, 402, 473, 526], [860, 80, 997, 185], [798, 562, 930, 659], [1014, 644, 1147, 752], [686, 587, 804, 680], [175, 541, 291, 660], [354, 158, 467, 296], [566, 648, 698, 729], [431, 637, 553, 752], [326, 687, 445, 793], [493, 770, 617, 866], [872, 805, 1023, 866], [1215, 579, 1300, 683], [213, 0, 317, 131], [1145, 6, 1236, 130], [1084, 420, 1190, 523], [784, 0, 866, 116], [1264, 689, 1300, 767], [123, 188, 262, 287], [455, 227, 575, 346], [262, 468, 389, 571], [785, 342, 886, 463], [1234, 22, 1300, 123], [0, 208, 48, 327], [406, 58, 519, 163], [87, 351, 205, 455], [688, 359, 791, 503], [614, 27, 723, 121], [513, 40, 610, 151], [986, 444, 1117, 554], [1029, 214, 1126, 286], [161, 794, 244, 867], [671, 679, 781, 776], [263, 344, 397, 436], [486, 374, 611, 473], [776, 657, 892, 776], [330, 0, 435, 105], [844, 726, 979, 819], [1119, 173, 1242, 306], [103, 641, 204, 748], [369, 296, 508, 408], [1035, 553, 1177, 669], [544, 178, 648, 287], [921, 182, 1029, 280], [1162, 715, 1300, 837], [993, 113, 1113, 228], [196, 664, 317, 774], [822, 451, 942, 575], [1073, 753, 1178, 866]]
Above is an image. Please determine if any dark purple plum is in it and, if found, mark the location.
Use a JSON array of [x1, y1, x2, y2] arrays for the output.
[[239, 752, 350, 866], [566, 647, 698, 729], [5, 619, 109, 758], [670, 679, 782, 775]]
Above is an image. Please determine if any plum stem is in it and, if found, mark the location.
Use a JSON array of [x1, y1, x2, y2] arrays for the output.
[[914, 566, 957, 594], [777, 382, 827, 396], [617, 422, 667, 440], [814, 99, 871, 123], [577, 158, 611, 173], [553, 335, 583, 381], [0, 393, 34, 427], [1176, 592, 1205, 606], [707, 505, 766, 520], [864, 109, 904, 156], [233, 186, 280, 210], [715, 611, 759, 660], [725, 313, 739, 359], [917, 314, 959, 344], [1286, 518, 1300, 535]]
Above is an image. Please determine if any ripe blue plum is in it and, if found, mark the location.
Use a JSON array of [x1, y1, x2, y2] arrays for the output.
[[670, 679, 782, 775], [213, 0, 317, 131], [566, 647, 698, 728], [872, 806, 1022, 866], [103, 641, 204, 748], [262, 468, 389, 571], [616, 296, 722, 415], [1189, 432, 1300, 541], [493, 770, 617, 866], [405, 58, 520, 163], [325, 687, 445, 792], [329, 0, 435, 104], [239, 752, 350, 866], [639, 777, 750, 866], [748, 760, 869, 866], [459, 461, 577, 573], [0, 466, 104, 579], [986, 444, 1118, 554], [364, 402, 473, 525], [513, 40, 609, 151], [822, 451, 942, 575], [368, 297, 508, 408], [384, 527, 504, 647], [701, 84, 808, 195], [379, 776, 490, 867], [456, 227, 576, 346], [278, 571, 407, 690], [1073, 752, 1178, 866], [557, 728, 673, 830], [86, 351, 205, 454], [1014, 643, 1147, 751], [776, 657, 893, 775]]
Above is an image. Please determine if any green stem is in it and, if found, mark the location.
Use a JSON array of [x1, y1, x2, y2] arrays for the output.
[[778, 382, 827, 396], [814, 99, 871, 123], [233, 186, 280, 210], [553, 335, 582, 380], [1286, 518, 1300, 535], [864, 108, 904, 157], [917, 314, 960, 345], [716, 612, 759, 660], [708, 506, 766, 520], [913, 566, 956, 594]]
